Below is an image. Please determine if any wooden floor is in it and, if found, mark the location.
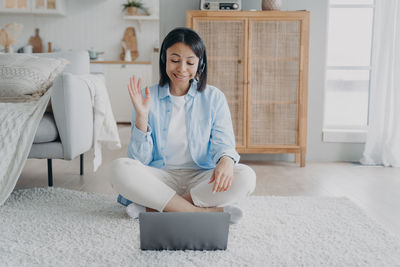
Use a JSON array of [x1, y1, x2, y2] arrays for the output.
[[16, 126, 400, 238]]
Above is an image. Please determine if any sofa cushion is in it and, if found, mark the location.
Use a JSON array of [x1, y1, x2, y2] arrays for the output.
[[37, 51, 90, 75], [0, 54, 68, 102], [33, 112, 59, 143], [28, 142, 63, 159]]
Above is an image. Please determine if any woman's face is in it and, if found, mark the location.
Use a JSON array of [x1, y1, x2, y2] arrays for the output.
[[166, 42, 199, 92]]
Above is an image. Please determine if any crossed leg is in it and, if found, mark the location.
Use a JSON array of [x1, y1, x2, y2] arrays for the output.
[[109, 158, 255, 214]]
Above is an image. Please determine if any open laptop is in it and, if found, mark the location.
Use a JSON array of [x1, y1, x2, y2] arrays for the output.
[[139, 212, 230, 250]]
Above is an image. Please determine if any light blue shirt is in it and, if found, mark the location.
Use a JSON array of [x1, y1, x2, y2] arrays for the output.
[[127, 80, 240, 169]]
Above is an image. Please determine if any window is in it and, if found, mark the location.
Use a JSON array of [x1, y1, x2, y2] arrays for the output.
[[323, 0, 375, 142]]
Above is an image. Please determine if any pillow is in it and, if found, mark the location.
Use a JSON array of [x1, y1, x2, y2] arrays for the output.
[[0, 54, 68, 102]]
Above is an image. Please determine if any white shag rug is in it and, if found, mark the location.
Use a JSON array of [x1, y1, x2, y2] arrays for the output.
[[1, 188, 400, 266]]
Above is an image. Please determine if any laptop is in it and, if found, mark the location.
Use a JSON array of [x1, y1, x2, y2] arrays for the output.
[[139, 212, 230, 250]]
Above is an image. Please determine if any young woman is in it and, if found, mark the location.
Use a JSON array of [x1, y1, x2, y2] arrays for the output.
[[108, 27, 256, 224]]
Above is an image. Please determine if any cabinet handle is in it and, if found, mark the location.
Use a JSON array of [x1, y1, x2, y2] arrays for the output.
[[238, 59, 242, 64]]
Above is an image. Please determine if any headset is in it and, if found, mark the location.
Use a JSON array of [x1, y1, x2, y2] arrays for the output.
[[197, 56, 206, 75]]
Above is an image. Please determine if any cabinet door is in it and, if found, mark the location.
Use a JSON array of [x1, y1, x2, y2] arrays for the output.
[[0, 0, 30, 12], [0, 0, 64, 14], [32, 0, 65, 15], [248, 19, 301, 146], [192, 18, 247, 148], [32, 0, 54, 10], [103, 64, 152, 123]]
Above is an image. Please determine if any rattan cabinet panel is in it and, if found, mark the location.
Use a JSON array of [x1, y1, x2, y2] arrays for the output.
[[193, 19, 246, 147], [187, 11, 309, 166], [249, 20, 300, 146]]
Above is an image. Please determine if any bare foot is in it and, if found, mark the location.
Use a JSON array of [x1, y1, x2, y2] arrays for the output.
[[180, 192, 223, 212], [162, 194, 223, 213], [145, 207, 157, 212], [181, 192, 194, 204]]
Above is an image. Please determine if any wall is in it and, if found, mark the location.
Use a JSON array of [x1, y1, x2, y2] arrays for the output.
[[282, 0, 365, 162], [160, 0, 365, 162], [0, 0, 159, 61], [0, 0, 366, 162]]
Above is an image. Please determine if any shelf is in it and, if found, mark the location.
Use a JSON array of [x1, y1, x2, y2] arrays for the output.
[[0, 9, 30, 14], [31, 9, 65, 16], [0, 9, 64, 15], [123, 15, 159, 31], [123, 15, 159, 20], [90, 60, 151, 65]]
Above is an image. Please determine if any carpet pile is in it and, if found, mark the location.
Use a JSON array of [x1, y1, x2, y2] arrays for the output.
[[1, 188, 400, 266]]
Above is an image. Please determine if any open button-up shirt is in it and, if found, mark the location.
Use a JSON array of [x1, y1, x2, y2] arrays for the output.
[[127, 80, 240, 169]]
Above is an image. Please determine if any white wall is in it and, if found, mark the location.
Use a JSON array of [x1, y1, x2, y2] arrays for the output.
[[0, 0, 159, 61], [0, 0, 365, 162]]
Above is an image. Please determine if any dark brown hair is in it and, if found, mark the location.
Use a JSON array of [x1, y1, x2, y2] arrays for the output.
[[159, 27, 207, 92]]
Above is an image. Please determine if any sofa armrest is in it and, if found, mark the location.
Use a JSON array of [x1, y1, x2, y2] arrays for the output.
[[51, 72, 93, 160]]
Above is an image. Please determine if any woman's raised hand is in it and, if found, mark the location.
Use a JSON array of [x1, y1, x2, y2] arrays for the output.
[[128, 75, 151, 117]]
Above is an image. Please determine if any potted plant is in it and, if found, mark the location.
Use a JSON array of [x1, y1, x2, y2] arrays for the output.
[[122, 0, 149, 16]]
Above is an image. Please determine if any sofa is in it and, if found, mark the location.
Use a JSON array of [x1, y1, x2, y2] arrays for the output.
[[28, 51, 94, 186]]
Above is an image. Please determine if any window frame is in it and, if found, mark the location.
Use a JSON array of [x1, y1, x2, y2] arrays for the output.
[[323, 1, 376, 143]]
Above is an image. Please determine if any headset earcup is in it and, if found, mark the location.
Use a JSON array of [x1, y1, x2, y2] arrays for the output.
[[198, 58, 205, 74], [160, 50, 165, 64]]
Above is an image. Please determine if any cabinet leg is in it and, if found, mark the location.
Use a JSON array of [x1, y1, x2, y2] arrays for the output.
[[295, 153, 300, 164], [300, 149, 306, 167]]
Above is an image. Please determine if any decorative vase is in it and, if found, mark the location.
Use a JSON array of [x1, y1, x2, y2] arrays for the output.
[[126, 7, 138, 16], [4, 45, 13, 53], [262, 0, 282, 10], [124, 50, 132, 62]]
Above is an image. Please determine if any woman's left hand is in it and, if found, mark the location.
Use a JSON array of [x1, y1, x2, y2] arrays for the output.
[[209, 156, 234, 193]]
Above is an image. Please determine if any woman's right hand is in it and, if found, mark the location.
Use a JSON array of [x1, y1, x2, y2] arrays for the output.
[[128, 75, 151, 117]]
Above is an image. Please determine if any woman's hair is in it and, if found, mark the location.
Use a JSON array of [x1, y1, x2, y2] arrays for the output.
[[159, 27, 207, 92]]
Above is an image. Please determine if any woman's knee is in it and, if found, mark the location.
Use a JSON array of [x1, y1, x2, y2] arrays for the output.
[[233, 164, 257, 195], [107, 157, 143, 186]]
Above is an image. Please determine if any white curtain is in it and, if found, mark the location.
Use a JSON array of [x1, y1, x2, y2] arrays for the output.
[[360, 0, 400, 167]]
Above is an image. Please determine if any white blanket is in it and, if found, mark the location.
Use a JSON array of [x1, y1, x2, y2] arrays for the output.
[[80, 74, 121, 171], [0, 74, 121, 206], [0, 90, 52, 206]]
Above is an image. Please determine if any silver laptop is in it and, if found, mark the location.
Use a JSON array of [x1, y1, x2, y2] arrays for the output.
[[139, 212, 230, 250]]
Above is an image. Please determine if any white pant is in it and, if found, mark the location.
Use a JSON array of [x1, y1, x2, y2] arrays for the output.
[[108, 158, 256, 212]]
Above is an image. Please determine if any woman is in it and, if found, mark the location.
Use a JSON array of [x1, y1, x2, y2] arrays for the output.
[[108, 27, 256, 224]]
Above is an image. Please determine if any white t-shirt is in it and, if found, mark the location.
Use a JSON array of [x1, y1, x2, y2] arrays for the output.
[[164, 94, 199, 170]]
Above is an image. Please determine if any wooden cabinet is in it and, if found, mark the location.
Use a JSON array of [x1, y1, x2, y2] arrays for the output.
[[0, 0, 30, 12], [90, 61, 152, 123], [31, 0, 65, 15], [0, 0, 65, 15], [186, 11, 309, 166]]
